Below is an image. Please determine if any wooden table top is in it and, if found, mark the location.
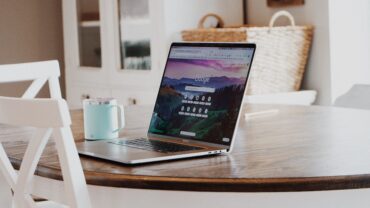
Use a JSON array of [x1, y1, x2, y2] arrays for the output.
[[2, 104, 370, 192]]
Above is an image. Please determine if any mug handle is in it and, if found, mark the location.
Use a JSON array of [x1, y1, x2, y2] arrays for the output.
[[112, 105, 125, 133]]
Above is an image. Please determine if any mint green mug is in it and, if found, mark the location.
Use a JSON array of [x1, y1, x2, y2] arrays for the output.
[[83, 98, 125, 140]]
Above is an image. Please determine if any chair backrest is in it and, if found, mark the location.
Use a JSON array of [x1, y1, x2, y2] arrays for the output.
[[0, 97, 91, 208], [0, 97, 71, 128], [334, 84, 370, 110], [0, 60, 62, 99], [0, 61, 91, 208]]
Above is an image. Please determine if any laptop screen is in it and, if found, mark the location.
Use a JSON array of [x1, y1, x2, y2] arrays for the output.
[[149, 43, 255, 146]]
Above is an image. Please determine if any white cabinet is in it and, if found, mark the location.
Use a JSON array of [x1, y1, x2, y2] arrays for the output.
[[62, 0, 244, 109], [67, 84, 111, 109]]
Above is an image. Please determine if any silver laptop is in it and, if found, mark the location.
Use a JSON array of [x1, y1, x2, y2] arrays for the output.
[[77, 42, 256, 164]]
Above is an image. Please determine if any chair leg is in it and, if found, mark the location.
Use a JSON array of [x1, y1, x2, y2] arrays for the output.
[[53, 127, 91, 208]]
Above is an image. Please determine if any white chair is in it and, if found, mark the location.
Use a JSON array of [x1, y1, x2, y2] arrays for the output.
[[0, 60, 62, 99], [0, 61, 91, 208]]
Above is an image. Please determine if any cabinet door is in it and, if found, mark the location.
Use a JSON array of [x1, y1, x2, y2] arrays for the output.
[[63, 0, 110, 87], [103, 0, 163, 87], [77, 0, 102, 68], [118, 0, 152, 71], [65, 0, 103, 69], [98, 0, 162, 104]]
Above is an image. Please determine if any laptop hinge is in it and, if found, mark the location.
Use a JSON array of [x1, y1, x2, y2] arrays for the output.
[[147, 133, 229, 149]]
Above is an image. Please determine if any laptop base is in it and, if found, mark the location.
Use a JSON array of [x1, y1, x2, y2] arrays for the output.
[[77, 138, 226, 165]]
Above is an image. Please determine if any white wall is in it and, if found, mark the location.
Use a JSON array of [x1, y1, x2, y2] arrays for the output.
[[159, 0, 244, 66], [247, 0, 370, 105], [163, 0, 243, 42], [0, 0, 65, 97], [247, 0, 332, 105], [328, 0, 370, 102]]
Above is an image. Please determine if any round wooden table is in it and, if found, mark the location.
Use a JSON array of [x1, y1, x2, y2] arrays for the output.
[[3, 104, 370, 207]]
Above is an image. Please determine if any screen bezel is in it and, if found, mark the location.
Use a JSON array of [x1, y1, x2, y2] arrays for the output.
[[147, 42, 256, 147]]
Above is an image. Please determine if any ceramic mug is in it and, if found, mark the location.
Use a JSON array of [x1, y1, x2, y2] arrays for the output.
[[83, 98, 125, 140]]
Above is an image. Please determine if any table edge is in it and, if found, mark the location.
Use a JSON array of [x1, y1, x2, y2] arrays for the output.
[[11, 158, 370, 192]]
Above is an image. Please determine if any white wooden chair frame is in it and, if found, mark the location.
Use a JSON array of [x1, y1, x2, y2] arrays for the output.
[[0, 61, 62, 99], [0, 61, 91, 208]]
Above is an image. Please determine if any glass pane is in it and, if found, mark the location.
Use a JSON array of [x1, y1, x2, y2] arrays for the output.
[[77, 0, 101, 67], [119, 0, 151, 70]]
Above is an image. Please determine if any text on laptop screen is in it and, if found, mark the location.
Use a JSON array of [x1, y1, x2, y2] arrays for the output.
[[149, 45, 254, 146]]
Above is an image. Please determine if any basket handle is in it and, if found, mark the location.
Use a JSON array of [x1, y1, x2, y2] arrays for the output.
[[198, 13, 225, 29], [269, 10, 296, 27]]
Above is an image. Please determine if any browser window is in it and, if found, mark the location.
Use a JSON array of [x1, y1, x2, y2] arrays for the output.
[[149, 45, 255, 145]]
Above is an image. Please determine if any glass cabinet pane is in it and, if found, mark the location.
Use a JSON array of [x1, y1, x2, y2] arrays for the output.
[[77, 0, 101, 67], [119, 0, 151, 70]]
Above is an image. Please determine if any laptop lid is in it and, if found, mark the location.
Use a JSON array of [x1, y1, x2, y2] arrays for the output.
[[148, 42, 256, 148]]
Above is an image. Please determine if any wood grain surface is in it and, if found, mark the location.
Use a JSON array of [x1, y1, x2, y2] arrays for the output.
[[2, 104, 370, 192]]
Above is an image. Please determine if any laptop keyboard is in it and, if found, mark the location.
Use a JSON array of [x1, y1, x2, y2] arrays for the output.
[[109, 138, 204, 153]]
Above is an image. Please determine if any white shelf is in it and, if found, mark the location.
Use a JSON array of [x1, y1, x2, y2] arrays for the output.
[[80, 20, 100, 27], [63, 0, 244, 107]]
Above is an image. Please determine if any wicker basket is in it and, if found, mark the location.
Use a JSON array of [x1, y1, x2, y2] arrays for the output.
[[182, 11, 314, 95]]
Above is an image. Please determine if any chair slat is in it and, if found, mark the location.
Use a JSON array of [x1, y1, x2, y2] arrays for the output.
[[0, 144, 17, 188], [15, 129, 51, 192], [0, 97, 71, 128], [22, 78, 48, 99], [0, 61, 60, 83], [48, 76, 62, 99]]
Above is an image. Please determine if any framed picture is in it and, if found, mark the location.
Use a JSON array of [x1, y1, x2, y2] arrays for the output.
[[267, 0, 304, 7]]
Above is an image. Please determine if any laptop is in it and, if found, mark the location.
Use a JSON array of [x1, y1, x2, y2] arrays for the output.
[[77, 42, 256, 164]]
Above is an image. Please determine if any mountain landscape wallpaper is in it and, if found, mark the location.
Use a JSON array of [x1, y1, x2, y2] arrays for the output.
[[149, 55, 250, 146]]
